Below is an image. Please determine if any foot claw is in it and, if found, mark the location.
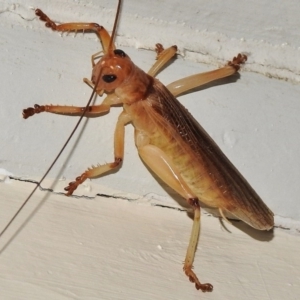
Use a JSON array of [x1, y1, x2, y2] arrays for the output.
[[23, 104, 44, 119], [35, 9, 57, 30], [184, 267, 213, 292], [64, 173, 87, 196], [196, 282, 213, 292], [155, 43, 165, 55], [64, 181, 77, 196], [227, 53, 247, 71]]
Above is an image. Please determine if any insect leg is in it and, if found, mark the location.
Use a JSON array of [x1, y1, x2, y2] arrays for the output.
[[167, 53, 247, 97], [147, 44, 178, 77], [137, 143, 213, 292], [64, 111, 131, 195], [23, 94, 121, 119], [90, 51, 104, 67], [35, 9, 115, 53]]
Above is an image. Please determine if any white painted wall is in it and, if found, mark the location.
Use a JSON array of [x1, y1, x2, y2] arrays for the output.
[[1, 0, 300, 228], [1, 1, 300, 298]]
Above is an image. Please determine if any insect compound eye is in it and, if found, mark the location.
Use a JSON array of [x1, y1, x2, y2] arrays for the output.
[[114, 49, 126, 57], [102, 74, 117, 83]]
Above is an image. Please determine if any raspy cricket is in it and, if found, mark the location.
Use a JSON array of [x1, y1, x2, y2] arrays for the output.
[[1, 0, 273, 293]]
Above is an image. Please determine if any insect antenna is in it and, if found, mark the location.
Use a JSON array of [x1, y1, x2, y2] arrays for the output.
[[108, 0, 122, 53], [0, 0, 124, 241]]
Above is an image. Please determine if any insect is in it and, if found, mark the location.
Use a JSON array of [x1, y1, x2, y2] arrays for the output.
[[5, 0, 274, 293]]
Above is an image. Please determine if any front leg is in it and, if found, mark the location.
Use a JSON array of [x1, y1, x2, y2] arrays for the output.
[[65, 111, 131, 195], [35, 9, 114, 53], [167, 53, 247, 97], [22, 94, 120, 119]]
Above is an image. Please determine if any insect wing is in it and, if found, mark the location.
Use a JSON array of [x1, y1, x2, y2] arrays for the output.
[[142, 80, 274, 230]]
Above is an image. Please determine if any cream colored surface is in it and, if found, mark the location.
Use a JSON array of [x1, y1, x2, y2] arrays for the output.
[[0, 180, 299, 299]]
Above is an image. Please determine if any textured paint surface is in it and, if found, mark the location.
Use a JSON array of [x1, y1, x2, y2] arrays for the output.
[[0, 180, 300, 299]]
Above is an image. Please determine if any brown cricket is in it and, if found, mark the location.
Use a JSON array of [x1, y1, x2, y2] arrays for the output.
[[13, 0, 274, 292]]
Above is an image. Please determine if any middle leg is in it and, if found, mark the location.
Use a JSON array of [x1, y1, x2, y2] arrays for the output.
[[64, 110, 131, 195], [167, 53, 247, 97], [147, 43, 178, 77]]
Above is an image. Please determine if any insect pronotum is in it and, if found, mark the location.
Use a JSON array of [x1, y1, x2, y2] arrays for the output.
[[1, 0, 274, 292]]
